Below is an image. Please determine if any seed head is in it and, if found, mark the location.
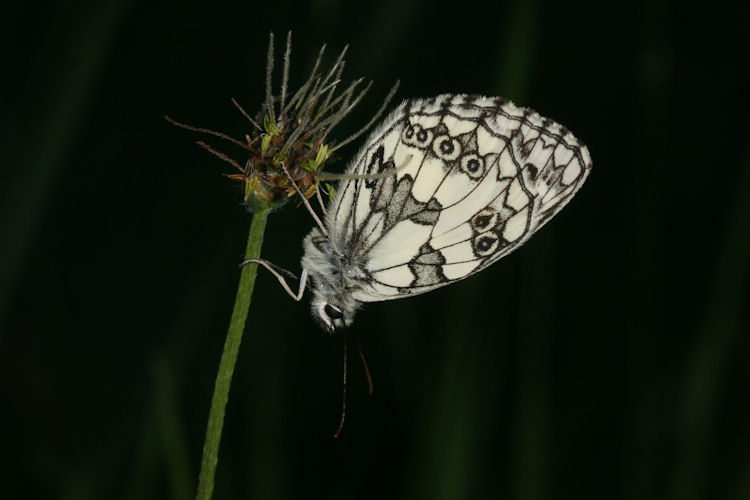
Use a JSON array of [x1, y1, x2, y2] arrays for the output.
[[167, 32, 399, 210]]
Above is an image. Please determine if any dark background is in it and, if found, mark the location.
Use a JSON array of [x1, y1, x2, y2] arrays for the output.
[[1, 1, 749, 499]]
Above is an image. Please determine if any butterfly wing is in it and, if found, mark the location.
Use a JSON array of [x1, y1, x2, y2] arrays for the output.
[[326, 94, 592, 303]]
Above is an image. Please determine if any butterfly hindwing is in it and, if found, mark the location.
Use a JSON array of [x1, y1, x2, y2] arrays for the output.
[[326, 94, 592, 303]]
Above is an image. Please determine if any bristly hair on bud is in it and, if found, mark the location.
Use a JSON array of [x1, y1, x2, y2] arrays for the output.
[[166, 31, 399, 210]]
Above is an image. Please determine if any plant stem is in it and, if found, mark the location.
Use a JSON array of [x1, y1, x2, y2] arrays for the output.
[[195, 205, 271, 500]]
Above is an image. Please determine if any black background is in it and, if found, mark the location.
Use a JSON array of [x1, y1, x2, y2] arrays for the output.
[[1, 1, 749, 499]]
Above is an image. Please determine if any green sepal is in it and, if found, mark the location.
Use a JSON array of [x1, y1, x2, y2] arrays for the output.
[[314, 144, 329, 168], [260, 134, 272, 155], [326, 182, 336, 201], [272, 152, 287, 166], [302, 144, 329, 172], [263, 114, 281, 135]]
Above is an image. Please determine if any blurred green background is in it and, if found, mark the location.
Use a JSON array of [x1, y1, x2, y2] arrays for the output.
[[1, 0, 749, 499]]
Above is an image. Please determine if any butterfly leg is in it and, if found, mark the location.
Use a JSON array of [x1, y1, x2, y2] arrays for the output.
[[315, 187, 328, 216], [279, 163, 328, 237], [241, 258, 308, 301]]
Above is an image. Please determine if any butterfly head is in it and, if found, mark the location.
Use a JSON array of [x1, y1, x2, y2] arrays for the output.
[[312, 298, 354, 333], [302, 229, 365, 332]]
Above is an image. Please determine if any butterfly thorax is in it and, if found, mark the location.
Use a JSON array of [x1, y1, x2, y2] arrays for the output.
[[301, 228, 368, 332]]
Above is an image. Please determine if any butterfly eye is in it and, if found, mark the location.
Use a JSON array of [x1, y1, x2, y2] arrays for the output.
[[460, 153, 485, 178], [324, 304, 344, 320], [432, 135, 461, 161]]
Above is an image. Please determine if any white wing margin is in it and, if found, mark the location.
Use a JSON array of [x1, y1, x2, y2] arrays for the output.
[[325, 94, 592, 303]]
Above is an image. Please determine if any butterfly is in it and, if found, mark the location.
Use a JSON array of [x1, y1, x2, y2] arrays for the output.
[[251, 94, 592, 331]]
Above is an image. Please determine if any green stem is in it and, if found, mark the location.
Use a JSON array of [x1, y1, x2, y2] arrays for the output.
[[195, 205, 271, 500]]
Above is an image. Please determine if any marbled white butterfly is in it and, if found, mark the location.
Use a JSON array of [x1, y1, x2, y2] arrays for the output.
[[253, 94, 592, 331]]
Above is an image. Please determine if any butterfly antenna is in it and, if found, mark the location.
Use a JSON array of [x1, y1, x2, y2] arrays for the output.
[[333, 335, 348, 438], [357, 343, 374, 395], [316, 154, 413, 182], [279, 163, 329, 236]]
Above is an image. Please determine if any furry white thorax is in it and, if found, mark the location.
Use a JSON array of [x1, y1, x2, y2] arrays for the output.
[[301, 228, 369, 332]]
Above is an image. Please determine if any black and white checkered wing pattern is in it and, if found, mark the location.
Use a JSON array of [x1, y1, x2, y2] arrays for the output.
[[326, 94, 592, 303]]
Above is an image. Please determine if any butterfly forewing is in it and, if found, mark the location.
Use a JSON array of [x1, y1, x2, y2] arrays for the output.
[[326, 94, 591, 303]]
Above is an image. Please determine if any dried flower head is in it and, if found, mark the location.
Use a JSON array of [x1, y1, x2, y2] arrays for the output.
[[167, 32, 398, 210]]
